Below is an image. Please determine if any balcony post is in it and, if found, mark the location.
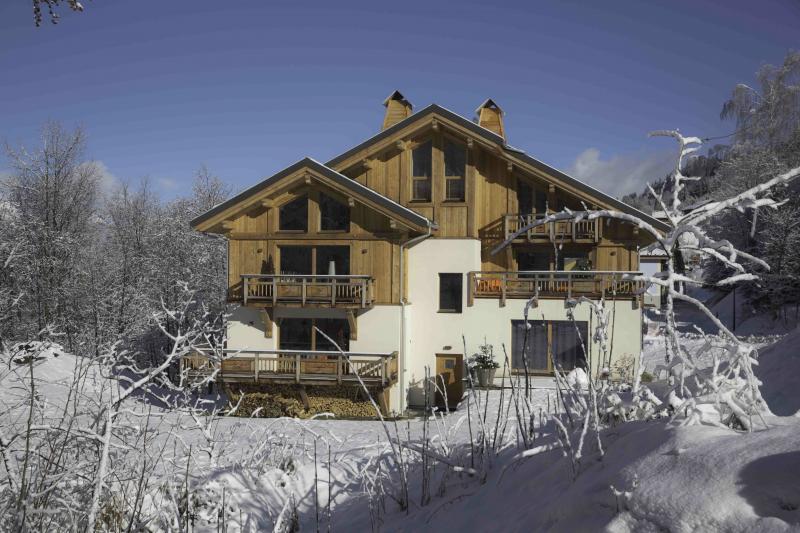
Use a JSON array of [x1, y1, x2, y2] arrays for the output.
[[254, 352, 259, 382], [503, 214, 509, 240], [337, 354, 342, 384], [295, 353, 301, 383], [302, 278, 307, 306], [331, 278, 336, 306], [500, 273, 507, 308], [567, 272, 573, 300], [272, 276, 277, 306], [243, 276, 249, 306], [361, 279, 367, 307], [381, 356, 386, 386], [467, 272, 475, 307]]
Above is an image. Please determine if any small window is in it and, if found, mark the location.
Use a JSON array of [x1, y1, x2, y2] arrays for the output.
[[320, 193, 350, 231], [279, 195, 308, 231], [438, 273, 463, 313], [412, 140, 433, 202], [444, 139, 466, 202]]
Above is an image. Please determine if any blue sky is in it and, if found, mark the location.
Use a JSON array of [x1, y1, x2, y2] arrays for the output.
[[1, 0, 798, 199]]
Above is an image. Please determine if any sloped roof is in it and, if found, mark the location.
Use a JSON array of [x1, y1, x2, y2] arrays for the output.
[[326, 104, 670, 233], [190, 157, 435, 232]]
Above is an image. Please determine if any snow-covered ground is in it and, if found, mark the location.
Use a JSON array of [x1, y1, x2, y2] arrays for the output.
[[3, 308, 800, 532]]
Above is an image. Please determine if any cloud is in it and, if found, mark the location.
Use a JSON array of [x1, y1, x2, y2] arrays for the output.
[[567, 148, 675, 199], [83, 160, 120, 198]]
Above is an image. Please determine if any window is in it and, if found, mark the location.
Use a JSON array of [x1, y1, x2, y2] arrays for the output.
[[279, 246, 312, 275], [516, 250, 550, 272], [444, 139, 466, 201], [511, 320, 587, 373], [279, 318, 350, 351], [280, 245, 349, 276], [412, 140, 433, 202], [320, 193, 350, 231], [438, 273, 463, 313], [517, 181, 548, 214], [315, 246, 350, 276], [279, 195, 308, 231], [558, 251, 591, 272]]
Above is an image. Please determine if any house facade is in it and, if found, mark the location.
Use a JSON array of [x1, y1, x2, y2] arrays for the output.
[[189, 92, 667, 414]]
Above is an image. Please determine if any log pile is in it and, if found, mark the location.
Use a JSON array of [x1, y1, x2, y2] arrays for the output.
[[224, 383, 381, 419]]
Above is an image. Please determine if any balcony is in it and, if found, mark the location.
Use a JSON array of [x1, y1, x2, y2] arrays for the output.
[[180, 349, 398, 387], [503, 213, 599, 243], [467, 271, 644, 307], [240, 274, 375, 308]]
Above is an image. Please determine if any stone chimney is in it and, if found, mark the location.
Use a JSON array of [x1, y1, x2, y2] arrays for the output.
[[475, 99, 505, 140], [382, 90, 413, 130]]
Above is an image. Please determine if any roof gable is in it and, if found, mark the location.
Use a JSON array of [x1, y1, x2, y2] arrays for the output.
[[191, 158, 434, 233], [325, 104, 669, 233]]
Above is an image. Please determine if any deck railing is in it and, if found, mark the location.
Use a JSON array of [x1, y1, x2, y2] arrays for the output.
[[241, 274, 374, 308], [180, 349, 398, 386], [503, 213, 599, 242], [468, 270, 644, 306]]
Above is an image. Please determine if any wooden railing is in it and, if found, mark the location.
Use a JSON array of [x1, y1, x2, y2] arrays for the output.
[[241, 275, 374, 308], [181, 349, 398, 386], [468, 271, 644, 306], [503, 213, 599, 242]]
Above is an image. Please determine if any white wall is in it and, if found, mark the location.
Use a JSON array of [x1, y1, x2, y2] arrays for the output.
[[404, 239, 643, 408]]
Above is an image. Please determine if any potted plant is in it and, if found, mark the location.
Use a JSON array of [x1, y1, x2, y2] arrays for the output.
[[468, 343, 500, 387]]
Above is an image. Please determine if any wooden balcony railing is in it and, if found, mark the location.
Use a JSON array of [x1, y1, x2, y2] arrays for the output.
[[503, 213, 599, 242], [241, 274, 374, 308], [468, 271, 644, 307], [180, 349, 398, 387]]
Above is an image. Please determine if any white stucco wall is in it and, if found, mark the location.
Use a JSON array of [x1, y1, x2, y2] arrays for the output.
[[404, 238, 643, 408]]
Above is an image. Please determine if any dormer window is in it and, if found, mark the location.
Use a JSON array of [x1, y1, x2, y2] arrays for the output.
[[319, 192, 350, 231], [279, 195, 308, 231], [411, 139, 433, 202], [444, 138, 466, 201]]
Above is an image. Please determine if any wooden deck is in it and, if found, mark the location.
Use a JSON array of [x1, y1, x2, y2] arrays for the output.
[[468, 270, 644, 307], [240, 275, 374, 308], [181, 349, 398, 387], [503, 213, 599, 243]]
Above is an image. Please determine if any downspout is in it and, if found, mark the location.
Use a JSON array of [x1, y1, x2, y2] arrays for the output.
[[398, 222, 434, 414]]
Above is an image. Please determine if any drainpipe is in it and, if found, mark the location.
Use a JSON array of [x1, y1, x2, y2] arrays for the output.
[[398, 222, 434, 414]]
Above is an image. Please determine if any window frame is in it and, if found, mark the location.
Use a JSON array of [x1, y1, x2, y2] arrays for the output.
[[443, 137, 466, 202], [411, 139, 433, 203], [438, 273, 463, 313]]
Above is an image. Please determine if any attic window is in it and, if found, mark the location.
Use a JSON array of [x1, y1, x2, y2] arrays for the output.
[[320, 193, 350, 231], [444, 138, 466, 201], [412, 140, 432, 202], [279, 195, 308, 231]]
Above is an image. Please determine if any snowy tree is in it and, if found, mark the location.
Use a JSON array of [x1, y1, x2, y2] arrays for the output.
[[498, 130, 800, 430]]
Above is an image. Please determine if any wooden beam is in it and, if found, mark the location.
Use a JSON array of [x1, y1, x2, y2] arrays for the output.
[[432, 118, 439, 132], [389, 219, 397, 230], [347, 197, 355, 207], [304, 174, 312, 185], [346, 310, 357, 340]]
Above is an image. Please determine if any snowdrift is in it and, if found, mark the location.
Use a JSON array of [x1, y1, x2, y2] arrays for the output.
[[756, 328, 800, 416]]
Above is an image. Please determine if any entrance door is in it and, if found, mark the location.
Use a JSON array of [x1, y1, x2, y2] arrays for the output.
[[435, 354, 464, 409]]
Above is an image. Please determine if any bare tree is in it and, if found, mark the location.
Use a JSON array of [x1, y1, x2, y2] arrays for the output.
[[31, 0, 85, 26]]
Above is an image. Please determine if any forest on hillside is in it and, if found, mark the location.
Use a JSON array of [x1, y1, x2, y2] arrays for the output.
[[621, 51, 800, 320]]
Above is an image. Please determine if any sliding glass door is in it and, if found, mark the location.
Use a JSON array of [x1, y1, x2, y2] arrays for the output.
[[511, 320, 588, 374]]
